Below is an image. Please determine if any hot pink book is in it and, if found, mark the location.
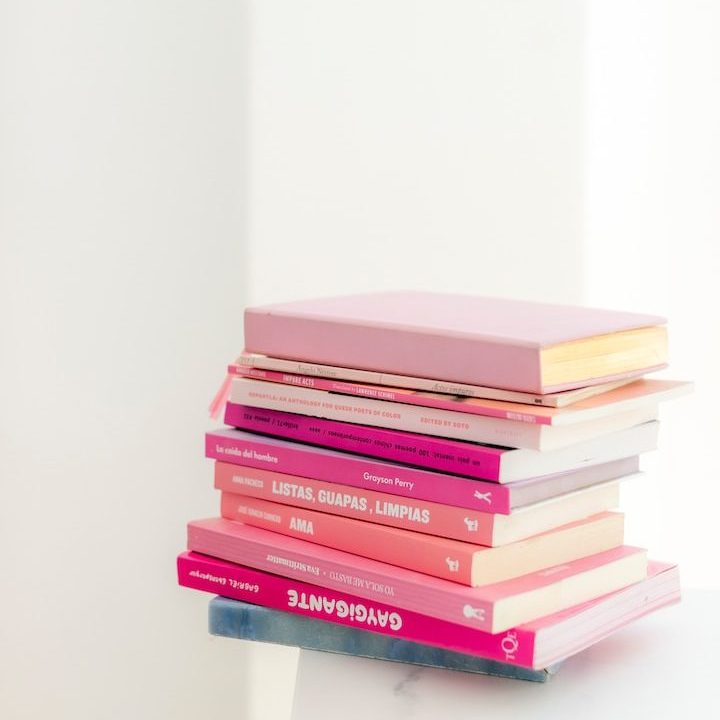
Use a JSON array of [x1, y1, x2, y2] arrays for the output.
[[223, 403, 659, 482], [244, 292, 667, 393], [214, 462, 621, 546], [186, 517, 648, 633], [232, 366, 690, 427], [219, 495, 625, 585], [207, 428, 640, 515], [177, 551, 679, 669]]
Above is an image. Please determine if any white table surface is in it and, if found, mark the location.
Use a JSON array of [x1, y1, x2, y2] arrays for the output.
[[290, 589, 717, 719]]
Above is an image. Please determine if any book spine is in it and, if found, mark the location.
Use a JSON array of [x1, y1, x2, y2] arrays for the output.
[[237, 353, 560, 406], [207, 430, 510, 513], [187, 519, 498, 631], [187, 518, 645, 634], [214, 461, 496, 544], [232, 377, 544, 449], [222, 403, 505, 483], [231, 365, 550, 425], [177, 551, 537, 667], [220, 493, 477, 585]]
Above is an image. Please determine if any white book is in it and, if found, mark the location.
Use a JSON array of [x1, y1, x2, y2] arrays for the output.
[[231, 377, 659, 452]]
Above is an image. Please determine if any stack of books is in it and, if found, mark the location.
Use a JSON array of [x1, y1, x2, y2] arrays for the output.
[[178, 291, 689, 680]]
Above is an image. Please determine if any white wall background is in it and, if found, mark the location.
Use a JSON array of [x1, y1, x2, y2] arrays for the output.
[[1, 2, 717, 720]]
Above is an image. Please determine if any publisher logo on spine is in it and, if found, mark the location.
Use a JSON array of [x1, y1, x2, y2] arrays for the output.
[[501, 632, 519, 660]]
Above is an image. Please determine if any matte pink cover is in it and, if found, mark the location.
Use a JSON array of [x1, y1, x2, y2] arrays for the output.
[[219, 494, 623, 586], [215, 462, 500, 543], [244, 292, 666, 393], [177, 551, 678, 669], [207, 428, 638, 515], [186, 516, 647, 633]]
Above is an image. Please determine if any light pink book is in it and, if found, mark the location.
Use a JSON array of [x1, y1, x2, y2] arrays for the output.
[[207, 428, 640, 515], [214, 462, 621, 546], [219, 495, 625, 585], [232, 367, 690, 426], [223, 403, 659, 482], [230, 376, 662, 451], [244, 292, 667, 393], [235, 352, 637, 408], [177, 551, 679, 669], [186, 517, 648, 633]]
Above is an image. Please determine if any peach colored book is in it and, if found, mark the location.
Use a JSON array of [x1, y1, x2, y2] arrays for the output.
[[215, 461, 621, 546], [234, 351, 637, 407], [232, 366, 691, 426], [177, 551, 679, 670], [220, 493, 625, 586], [186, 517, 648, 633]]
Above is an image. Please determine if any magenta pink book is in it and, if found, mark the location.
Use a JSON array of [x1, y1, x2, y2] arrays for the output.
[[186, 517, 647, 633], [223, 403, 657, 483], [177, 551, 678, 669], [244, 292, 666, 393], [207, 428, 639, 515]]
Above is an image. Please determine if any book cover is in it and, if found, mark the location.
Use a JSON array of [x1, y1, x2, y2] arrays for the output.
[[223, 403, 659, 482], [207, 595, 560, 681], [215, 461, 621, 545], [207, 427, 639, 514], [220, 494, 625, 586], [177, 551, 678, 670], [244, 291, 667, 393], [230, 376, 660, 451], [186, 517, 648, 633]]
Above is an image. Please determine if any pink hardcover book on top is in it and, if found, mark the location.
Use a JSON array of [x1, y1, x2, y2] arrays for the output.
[[244, 292, 667, 394]]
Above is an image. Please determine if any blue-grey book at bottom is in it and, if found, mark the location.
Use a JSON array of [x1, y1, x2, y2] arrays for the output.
[[208, 596, 560, 682]]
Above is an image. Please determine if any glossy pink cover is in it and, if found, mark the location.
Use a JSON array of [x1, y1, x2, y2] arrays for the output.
[[223, 404, 656, 483], [186, 516, 646, 633], [224, 402, 506, 480], [207, 428, 638, 515], [177, 551, 677, 669], [207, 427, 512, 512], [244, 292, 666, 393]]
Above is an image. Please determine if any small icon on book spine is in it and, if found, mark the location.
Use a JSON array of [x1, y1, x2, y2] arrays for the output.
[[473, 491, 492, 504], [462, 604, 486, 621], [501, 632, 519, 660], [445, 557, 460, 572]]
